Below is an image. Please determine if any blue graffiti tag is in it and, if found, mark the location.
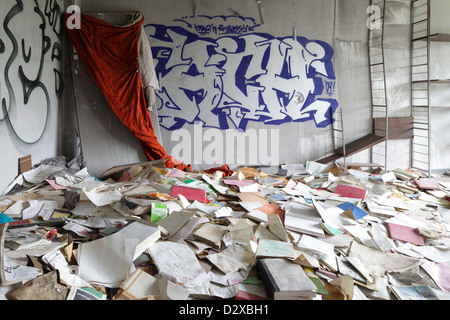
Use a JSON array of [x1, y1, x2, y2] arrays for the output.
[[145, 16, 338, 132], [325, 80, 336, 97]]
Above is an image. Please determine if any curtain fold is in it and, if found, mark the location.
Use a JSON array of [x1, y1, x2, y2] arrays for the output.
[[63, 12, 190, 171]]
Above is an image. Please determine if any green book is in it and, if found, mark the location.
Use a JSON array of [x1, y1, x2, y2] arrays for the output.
[[321, 221, 343, 236], [151, 203, 168, 223], [305, 267, 328, 295]]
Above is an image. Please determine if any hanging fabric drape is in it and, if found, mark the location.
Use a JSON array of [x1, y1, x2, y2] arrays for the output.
[[63, 12, 190, 171]]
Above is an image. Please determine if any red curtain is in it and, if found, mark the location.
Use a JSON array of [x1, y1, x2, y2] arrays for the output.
[[63, 13, 191, 171]]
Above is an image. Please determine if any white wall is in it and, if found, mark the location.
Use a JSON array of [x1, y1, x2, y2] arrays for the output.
[[334, 0, 372, 164], [80, 0, 353, 170], [384, 0, 412, 169], [76, 0, 449, 172], [0, 0, 64, 193]]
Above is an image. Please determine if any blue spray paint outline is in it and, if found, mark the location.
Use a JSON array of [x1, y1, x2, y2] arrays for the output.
[[145, 17, 338, 132]]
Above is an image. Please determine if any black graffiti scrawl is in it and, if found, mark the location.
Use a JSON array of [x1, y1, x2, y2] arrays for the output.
[[0, 0, 63, 145]]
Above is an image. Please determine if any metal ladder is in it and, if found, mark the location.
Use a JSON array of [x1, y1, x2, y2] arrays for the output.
[[410, 0, 431, 177], [331, 107, 346, 169], [368, 0, 388, 170]]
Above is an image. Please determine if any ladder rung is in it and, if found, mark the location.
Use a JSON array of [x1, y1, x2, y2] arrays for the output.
[[411, 63, 429, 67], [412, 143, 429, 147], [413, 151, 429, 156], [412, 18, 428, 25], [412, 159, 429, 165], [413, 36, 429, 42]]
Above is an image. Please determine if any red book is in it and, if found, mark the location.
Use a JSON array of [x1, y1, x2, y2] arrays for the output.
[[414, 179, 441, 190], [334, 184, 367, 200], [171, 185, 207, 203], [255, 203, 285, 224], [8, 219, 32, 227], [387, 223, 425, 246]]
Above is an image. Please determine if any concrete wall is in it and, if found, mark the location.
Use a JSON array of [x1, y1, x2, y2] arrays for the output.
[[80, 0, 357, 171], [81, 0, 450, 172], [0, 0, 65, 193], [78, 0, 437, 172], [333, 0, 372, 164], [384, 0, 412, 169], [79, 0, 438, 173]]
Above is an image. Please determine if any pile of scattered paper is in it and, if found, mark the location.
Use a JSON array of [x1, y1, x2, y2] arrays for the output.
[[1, 157, 450, 300]]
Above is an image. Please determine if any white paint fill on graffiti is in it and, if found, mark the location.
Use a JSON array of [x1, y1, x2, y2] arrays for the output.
[[145, 15, 338, 132]]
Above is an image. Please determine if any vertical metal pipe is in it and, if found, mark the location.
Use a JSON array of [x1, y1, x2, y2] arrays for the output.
[[256, 0, 264, 25], [381, 0, 389, 171], [409, 0, 414, 169], [427, 0, 432, 177]]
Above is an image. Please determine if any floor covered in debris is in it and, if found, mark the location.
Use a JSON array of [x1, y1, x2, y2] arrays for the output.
[[1, 156, 450, 301]]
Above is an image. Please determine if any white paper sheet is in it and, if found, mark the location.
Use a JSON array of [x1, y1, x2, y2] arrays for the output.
[[78, 232, 131, 287], [2, 256, 42, 285], [84, 188, 123, 207], [4, 200, 28, 218], [70, 201, 99, 217], [148, 241, 211, 296], [23, 165, 64, 184]]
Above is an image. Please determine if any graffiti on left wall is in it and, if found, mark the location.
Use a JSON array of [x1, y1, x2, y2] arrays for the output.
[[0, 0, 63, 145]]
